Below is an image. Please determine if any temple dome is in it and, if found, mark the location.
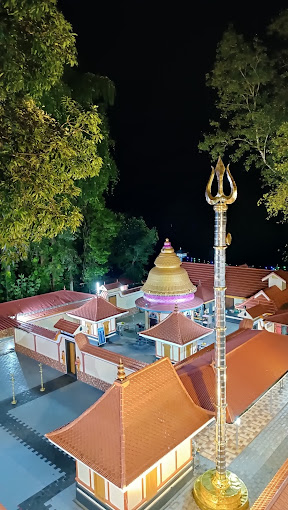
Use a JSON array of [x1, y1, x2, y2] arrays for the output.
[[142, 239, 197, 296]]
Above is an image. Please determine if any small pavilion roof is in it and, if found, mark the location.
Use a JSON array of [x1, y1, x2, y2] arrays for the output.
[[67, 296, 128, 323], [46, 358, 212, 489], [140, 310, 213, 345], [176, 329, 288, 423], [251, 459, 288, 510], [54, 318, 80, 335]]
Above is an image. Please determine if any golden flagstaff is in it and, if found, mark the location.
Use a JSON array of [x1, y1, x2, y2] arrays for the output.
[[193, 158, 249, 509]]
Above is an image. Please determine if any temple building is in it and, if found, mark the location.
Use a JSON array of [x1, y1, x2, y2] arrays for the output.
[[139, 305, 213, 362], [67, 296, 128, 344], [46, 358, 213, 510], [136, 239, 203, 328]]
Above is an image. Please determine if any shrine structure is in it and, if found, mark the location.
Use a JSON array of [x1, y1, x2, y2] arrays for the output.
[[136, 239, 203, 328]]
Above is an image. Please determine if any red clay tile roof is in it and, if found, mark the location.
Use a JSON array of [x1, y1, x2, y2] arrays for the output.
[[237, 285, 288, 318], [265, 310, 288, 325], [68, 296, 128, 322], [194, 281, 214, 303], [104, 282, 122, 290], [54, 318, 80, 335], [23, 302, 89, 322], [16, 321, 57, 340], [122, 286, 142, 295], [74, 334, 146, 372], [140, 311, 213, 345], [0, 316, 20, 331], [265, 286, 288, 310], [244, 304, 275, 319], [176, 330, 288, 423], [0, 290, 94, 319], [46, 358, 212, 488], [251, 459, 288, 510], [182, 263, 285, 298]]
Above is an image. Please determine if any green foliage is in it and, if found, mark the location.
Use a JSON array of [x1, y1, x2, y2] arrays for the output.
[[0, 0, 77, 100], [199, 11, 288, 219], [109, 216, 158, 283], [9, 273, 41, 300], [0, 96, 103, 262]]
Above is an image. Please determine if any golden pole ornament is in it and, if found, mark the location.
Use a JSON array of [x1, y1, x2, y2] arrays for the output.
[[39, 363, 45, 392], [193, 157, 249, 510], [10, 373, 17, 405]]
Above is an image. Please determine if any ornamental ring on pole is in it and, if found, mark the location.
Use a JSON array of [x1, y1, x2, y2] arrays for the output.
[[205, 156, 237, 206]]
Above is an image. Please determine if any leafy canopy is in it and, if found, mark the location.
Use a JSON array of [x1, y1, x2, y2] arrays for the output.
[[199, 10, 288, 220]]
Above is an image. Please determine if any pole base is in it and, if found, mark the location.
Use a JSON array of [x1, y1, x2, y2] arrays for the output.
[[40, 387, 45, 392], [193, 469, 249, 510]]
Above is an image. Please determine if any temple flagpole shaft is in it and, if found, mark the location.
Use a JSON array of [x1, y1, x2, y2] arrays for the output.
[[214, 203, 227, 481]]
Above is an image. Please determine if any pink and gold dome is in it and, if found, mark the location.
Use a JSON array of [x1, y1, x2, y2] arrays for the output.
[[136, 239, 203, 312]]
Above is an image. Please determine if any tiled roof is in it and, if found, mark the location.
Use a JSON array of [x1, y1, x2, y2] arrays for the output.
[[46, 358, 212, 488], [122, 286, 142, 295], [237, 285, 288, 318], [194, 280, 214, 303], [74, 334, 146, 372], [16, 321, 57, 340], [23, 302, 89, 322], [245, 304, 275, 319], [104, 282, 122, 290], [176, 329, 288, 423], [265, 285, 288, 310], [0, 316, 20, 331], [182, 263, 284, 298], [265, 310, 288, 325], [68, 296, 128, 322], [54, 318, 80, 334], [0, 290, 94, 318], [140, 311, 213, 345], [251, 459, 288, 510]]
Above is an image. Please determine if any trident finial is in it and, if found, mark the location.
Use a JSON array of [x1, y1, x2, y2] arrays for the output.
[[205, 157, 237, 206]]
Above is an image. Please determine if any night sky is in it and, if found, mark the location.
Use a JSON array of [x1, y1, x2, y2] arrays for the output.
[[59, 1, 288, 268]]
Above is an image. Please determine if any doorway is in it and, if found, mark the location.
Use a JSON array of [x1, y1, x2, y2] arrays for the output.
[[66, 340, 76, 375]]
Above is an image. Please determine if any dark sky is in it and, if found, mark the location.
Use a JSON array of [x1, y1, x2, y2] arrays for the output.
[[59, 0, 288, 268]]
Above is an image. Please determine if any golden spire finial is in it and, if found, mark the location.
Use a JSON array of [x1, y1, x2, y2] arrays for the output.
[[205, 156, 237, 206], [117, 358, 126, 382]]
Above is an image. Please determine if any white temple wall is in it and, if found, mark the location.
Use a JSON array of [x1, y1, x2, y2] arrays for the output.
[[172, 345, 179, 362], [36, 336, 59, 361], [127, 477, 142, 510], [161, 449, 176, 482], [117, 290, 143, 309], [15, 329, 35, 350], [77, 461, 90, 487], [83, 354, 133, 384], [264, 321, 275, 333], [109, 482, 124, 510]]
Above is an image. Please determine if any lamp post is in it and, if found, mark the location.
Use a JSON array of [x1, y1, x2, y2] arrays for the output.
[[193, 158, 249, 510]]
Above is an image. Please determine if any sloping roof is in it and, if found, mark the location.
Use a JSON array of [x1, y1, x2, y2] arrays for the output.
[[182, 263, 281, 298], [237, 285, 288, 318], [265, 285, 288, 310], [46, 358, 212, 488], [54, 318, 80, 335], [0, 316, 20, 331], [0, 290, 94, 319], [74, 334, 146, 372], [265, 310, 288, 325], [244, 304, 275, 320], [194, 280, 214, 303], [176, 330, 288, 423], [104, 282, 122, 291], [16, 321, 57, 340], [140, 311, 212, 345], [0, 315, 57, 339], [251, 459, 288, 510], [68, 296, 127, 322]]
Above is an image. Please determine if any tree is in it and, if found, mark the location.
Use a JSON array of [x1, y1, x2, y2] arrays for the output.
[[0, 0, 77, 100], [109, 216, 158, 283], [0, 0, 104, 263], [199, 11, 288, 219]]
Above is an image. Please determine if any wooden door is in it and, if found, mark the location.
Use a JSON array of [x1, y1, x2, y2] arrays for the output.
[[94, 472, 105, 501], [104, 321, 110, 335], [185, 344, 192, 357], [146, 467, 157, 500], [163, 344, 171, 359], [69, 342, 76, 375], [109, 295, 117, 306]]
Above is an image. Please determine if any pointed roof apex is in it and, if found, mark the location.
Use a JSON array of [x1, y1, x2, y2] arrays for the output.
[[117, 358, 126, 382]]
